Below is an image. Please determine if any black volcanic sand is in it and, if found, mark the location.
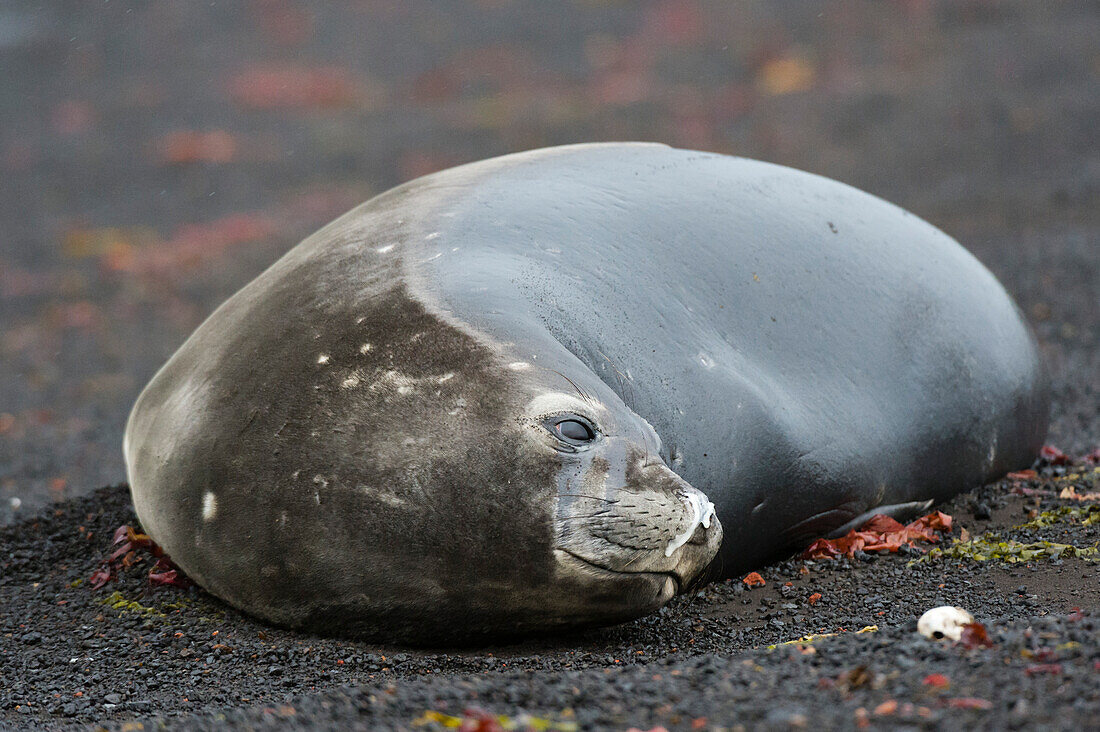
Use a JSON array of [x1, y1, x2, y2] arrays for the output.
[[2, 460, 1099, 730]]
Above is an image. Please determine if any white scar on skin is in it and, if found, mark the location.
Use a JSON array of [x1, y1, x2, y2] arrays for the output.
[[369, 369, 453, 396], [376, 244, 395, 254], [664, 490, 717, 557], [341, 372, 362, 389], [507, 361, 532, 371], [202, 492, 217, 522], [356, 480, 408, 507], [425, 232, 440, 240], [359, 343, 373, 354], [366, 369, 458, 396], [370, 370, 415, 391], [317, 354, 330, 365]]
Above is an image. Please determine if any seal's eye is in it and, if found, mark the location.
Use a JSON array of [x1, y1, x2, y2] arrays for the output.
[[557, 420, 593, 441], [548, 416, 597, 446]]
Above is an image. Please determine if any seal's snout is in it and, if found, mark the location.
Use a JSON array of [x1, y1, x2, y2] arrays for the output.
[[666, 485, 723, 588], [664, 487, 718, 558], [554, 459, 723, 609]]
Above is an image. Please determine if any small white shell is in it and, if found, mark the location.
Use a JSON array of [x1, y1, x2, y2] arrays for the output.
[[917, 606, 974, 641]]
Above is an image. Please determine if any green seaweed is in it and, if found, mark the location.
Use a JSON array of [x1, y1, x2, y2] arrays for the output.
[[413, 709, 579, 731], [160, 598, 192, 611], [913, 535, 1098, 565], [765, 624, 879, 651], [1017, 505, 1100, 530], [99, 590, 167, 617]]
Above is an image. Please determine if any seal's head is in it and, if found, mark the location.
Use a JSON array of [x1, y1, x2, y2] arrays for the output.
[[523, 380, 722, 611], [126, 264, 721, 643]]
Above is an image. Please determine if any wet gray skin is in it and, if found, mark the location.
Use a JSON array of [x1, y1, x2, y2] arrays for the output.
[[125, 143, 1047, 643]]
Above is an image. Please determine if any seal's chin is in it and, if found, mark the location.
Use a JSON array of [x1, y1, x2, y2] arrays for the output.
[[551, 501, 723, 622], [556, 547, 682, 593], [552, 475, 724, 602], [552, 548, 681, 610]]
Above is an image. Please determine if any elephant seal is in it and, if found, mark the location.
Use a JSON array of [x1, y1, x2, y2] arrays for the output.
[[125, 143, 1048, 642]]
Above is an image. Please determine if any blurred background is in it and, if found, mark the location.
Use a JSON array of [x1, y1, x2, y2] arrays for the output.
[[1, 0, 1097, 523]]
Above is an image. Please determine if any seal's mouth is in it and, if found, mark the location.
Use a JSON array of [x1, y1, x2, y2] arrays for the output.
[[554, 547, 684, 595]]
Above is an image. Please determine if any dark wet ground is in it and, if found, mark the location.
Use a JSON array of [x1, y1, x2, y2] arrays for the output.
[[1, 0, 1098, 729]]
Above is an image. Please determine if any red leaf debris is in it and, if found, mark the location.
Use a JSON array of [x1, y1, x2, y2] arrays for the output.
[[148, 558, 184, 586], [947, 698, 993, 710], [88, 567, 112, 589], [228, 65, 359, 109], [105, 213, 278, 278], [1040, 444, 1072, 466], [460, 707, 505, 732], [873, 700, 898, 716], [1006, 469, 1038, 481], [742, 571, 766, 588], [158, 130, 238, 164], [88, 524, 191, 589], [958, 622, 993, 649], [858, 514, 904, 533], [801, 511, 953, 560], [808, 592, 822, 606], [1025, 663, 1062, 676], [922, 673, 950, 688], [1060, 486, 1100, 501], [1011, 485, 1055, 498]]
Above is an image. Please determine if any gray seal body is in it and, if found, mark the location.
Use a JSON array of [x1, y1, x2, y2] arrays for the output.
[[125, 144, 1048, 641]]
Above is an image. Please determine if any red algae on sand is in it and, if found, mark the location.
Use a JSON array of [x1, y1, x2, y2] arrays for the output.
[[801, 512, 953, 561]]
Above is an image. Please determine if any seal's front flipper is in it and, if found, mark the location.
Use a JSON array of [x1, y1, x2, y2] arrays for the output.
[[826, 499, 935, 538]]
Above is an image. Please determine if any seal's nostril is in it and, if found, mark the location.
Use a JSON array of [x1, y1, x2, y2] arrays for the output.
[[688, 522, 709, 545]]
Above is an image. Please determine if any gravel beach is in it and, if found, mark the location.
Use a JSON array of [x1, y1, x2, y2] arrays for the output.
[[2, 458, 1099, 729]]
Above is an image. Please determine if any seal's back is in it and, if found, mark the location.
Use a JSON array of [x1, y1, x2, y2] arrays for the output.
[[400, 144, 1049, 572]]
